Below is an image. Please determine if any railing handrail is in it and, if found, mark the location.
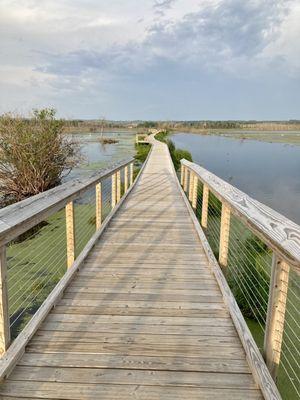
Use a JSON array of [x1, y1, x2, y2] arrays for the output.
[[0, 157, 134, 247], [181, 159, 300, 272]]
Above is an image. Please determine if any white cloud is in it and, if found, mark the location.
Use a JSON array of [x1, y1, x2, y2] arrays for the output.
[[0, 0, 299, 118]]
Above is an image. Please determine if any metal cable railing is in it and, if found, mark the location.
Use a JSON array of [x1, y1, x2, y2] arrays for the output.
[[0, 158, 135, 355], [180, 161, 300, 400]]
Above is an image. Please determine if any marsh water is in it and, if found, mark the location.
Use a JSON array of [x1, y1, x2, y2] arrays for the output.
[[68, 130, 136, 180], [171, 132, 300, 224]]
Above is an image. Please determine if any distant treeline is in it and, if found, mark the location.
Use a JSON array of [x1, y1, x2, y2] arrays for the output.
[[2, 115, 300, 133], [137, 120, 300, 131]]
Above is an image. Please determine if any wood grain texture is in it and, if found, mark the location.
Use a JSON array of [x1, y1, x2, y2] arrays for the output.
[[264, 256, 290, 379], [182, 159, 300, 271], [95, 182, 102, 230], [65, 201, 75, 268]]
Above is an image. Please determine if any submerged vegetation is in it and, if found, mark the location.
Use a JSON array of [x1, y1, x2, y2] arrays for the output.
[[0, 108, 79, 205]]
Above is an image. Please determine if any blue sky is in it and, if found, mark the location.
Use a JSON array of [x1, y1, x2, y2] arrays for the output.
[[0, 0, 299, 120]]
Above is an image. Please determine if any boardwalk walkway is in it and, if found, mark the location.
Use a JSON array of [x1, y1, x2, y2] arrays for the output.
[[0, 138, 263, 399]]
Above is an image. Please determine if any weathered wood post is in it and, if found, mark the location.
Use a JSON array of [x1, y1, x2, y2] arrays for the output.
[[0, 246, 10, 354], [219, 203, 231, 268], [188, 171, 194, 202], [111, 173, 117, 208], [180, 164, 184, 186], [116, 170, 121, 203], [201, 184, 209, 228], [65, 201, 75, 268], [130, 162, 133, 186], [183, 168, 188, 193], [192, 175, 198, 210], [264, 256, 290, 380], [124, 166, 129, 192], [95, 182, 102, 230]]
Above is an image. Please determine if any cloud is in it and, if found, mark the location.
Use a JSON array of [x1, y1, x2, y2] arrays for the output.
[[0, 0, 299, 118]]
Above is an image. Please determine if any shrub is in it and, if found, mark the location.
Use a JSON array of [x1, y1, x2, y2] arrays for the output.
[[0, 108, 79, 204]]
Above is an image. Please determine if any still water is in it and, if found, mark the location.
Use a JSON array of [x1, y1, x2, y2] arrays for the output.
[[67, 130, 135, 180], [171, 133, 300, 224]]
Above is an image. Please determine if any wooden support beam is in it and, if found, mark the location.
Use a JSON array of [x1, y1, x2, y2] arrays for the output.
[[124, 166, 129, 192], [0, 246, 10, 355], [201, 184, 209, 229], [183, 167, 188, 193], [219, 203, 231, 268], [130, 163, 133, 186], [95, 183, 102, 230], [180, 164, 184, 186], [111, 173, 117, 208], [65, 201, 75, 268], [116, 170, 121, 203], [188, 171, 194, 202], [264, 255, 290, 380], [192, 175, 198, 210]]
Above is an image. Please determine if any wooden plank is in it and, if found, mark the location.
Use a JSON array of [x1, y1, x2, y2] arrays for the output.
[[25, 343, 244, 358], [0, 382, 264, 400], [264, 256, 290, 379], [182, 159, 300, 270], [40, 321, 238, 337], [65, 201, 75, 268], [45, 314, 233, 327], [18, 352, 250, 373], [9, 366, 256, 388], [0, 246, 10, 354]]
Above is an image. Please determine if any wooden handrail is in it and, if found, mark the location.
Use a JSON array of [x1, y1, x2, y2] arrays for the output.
[[0, 157, 134, 247], [181, 159, 300, 272]]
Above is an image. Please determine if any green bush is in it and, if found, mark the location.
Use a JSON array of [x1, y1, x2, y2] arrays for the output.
[[0, 108, 80, 204]]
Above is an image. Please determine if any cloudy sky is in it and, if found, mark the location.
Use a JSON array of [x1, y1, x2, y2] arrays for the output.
[[0, 0, 299, 120]]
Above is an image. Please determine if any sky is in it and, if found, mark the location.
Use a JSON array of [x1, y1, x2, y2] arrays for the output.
[[0, 0, 299, 120]]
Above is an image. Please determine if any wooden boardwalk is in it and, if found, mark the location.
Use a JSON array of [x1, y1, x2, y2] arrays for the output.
[[0, 139, 263, 399]]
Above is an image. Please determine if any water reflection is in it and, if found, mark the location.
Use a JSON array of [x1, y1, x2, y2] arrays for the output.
[[171, 133, 300, 224]]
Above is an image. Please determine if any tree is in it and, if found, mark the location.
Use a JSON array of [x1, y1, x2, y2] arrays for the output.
[[0, 108, 80, 204]]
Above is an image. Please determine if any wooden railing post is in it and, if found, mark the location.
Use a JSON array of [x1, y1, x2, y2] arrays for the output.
[[201, 184, 209, 228], [116, 170, 121, 203], [219, 203, 231, 268], [0, 245, 10, 354], [192, 175, 198, 210], [111, 173, 117, 208], [130, 163, 133, 186], [188, 171, 194, 202], [264, 255, 290, 380], [95, 182, 102, 230], [183, 167, 188, 193], [65, 201, 75, 268], [180, 164, 184, 186], [124, 166, 129, 192]]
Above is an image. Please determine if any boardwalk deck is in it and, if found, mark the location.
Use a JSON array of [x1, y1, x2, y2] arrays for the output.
[[0, 139, 263, 399]]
